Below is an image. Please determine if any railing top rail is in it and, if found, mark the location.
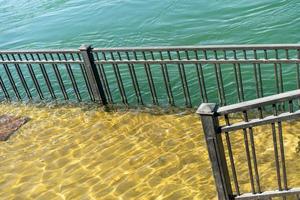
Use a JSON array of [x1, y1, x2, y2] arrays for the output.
[[0, 44, 299, 55], [0, 49, 80, 54], [0, 44, 299, 54], [93, 44, 300, 51], [94, 59, 300, 64], [217, 89, 300, 115], [221, 110, 300, 132]]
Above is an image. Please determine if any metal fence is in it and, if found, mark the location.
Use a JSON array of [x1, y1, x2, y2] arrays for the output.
[[1, 44, 300, 107], [0, 45, 106, 104], [197, 90, 300, 200]]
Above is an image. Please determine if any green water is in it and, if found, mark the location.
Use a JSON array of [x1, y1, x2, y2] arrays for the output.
[[1, 0, 300, 106], [1, 0, 299, 49]]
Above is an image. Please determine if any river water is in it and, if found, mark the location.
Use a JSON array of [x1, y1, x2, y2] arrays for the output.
[[0, 0, 300, 199], [1, 0, 300, 49]]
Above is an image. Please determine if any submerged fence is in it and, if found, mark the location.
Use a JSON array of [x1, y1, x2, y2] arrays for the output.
[[197, 90, 300, 200], [1, 44, 300, 107]]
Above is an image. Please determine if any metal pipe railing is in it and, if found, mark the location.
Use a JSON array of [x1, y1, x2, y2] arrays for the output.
[[1, 44, 300, 107], [197, 90, 300, 200]]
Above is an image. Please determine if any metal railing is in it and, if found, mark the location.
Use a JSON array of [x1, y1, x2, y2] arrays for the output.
[[0, 45, 106, 104], [1, 44, 300, 107], [197, 90, 300, 199]]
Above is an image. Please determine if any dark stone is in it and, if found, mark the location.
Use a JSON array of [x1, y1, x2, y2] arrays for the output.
[[0, 115, 29, 141]]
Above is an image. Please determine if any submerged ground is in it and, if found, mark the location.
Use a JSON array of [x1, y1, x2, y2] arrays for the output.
[[0, 103, 299, 200]]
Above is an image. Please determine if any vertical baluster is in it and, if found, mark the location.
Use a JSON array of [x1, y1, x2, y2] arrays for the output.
[[278, 121, 288, 191], [0, 75, 10, 100], [253, 50, 261, 98], [278, 100, 289, 191], [288, 100, 293, 113], [212, 50, 224, 105], [182, 51, 192, 107], [224, 114, 240, 195], [218, 63, 226, 105], [27, 54, 44, 100], [63, 53, 81, 101], [176, 51, 190, 107], [1, 54, 21, 100], [40, 54, 56, 99], [79, 62, 94, 101], [160, 51, 174, 106], [233, 50, 241, 102], [51, 53, 69, 100], [167, 51, 175, 105], [274, 50, 280, 94], [242, 111, 256, 194], [195, 50, 208, 103], [244, 111, 261, 193], [126, 51, 143, 105], [285, 49, 289, 60], [141, 51, 158, 105], [243, 50, 247, 60], [258, 107, 263, 119], [150, 50, 160, 104], [264, 49, 268, 60], [271, 104, 283, 192], [255, 49, 264, 98], [238, 52, 245, 101], [98, 52, 113, 103], [279, 50, 285, 110], [223, 50, 227, 60], [216, 50, 226, 105], [111, 51, 128, 105], [280, 51, 285, 93], [12, 54, 32, 99]]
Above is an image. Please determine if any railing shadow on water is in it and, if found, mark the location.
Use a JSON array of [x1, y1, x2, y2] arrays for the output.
[[1, 44, 300, 108], [197, 90, 300, 200]]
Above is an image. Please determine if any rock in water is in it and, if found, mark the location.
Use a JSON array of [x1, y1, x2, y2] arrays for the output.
[[0, 115, 29, 141]]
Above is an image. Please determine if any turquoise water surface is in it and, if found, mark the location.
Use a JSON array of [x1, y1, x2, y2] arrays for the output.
[[0, 0, 300, 106], [1, 0, 299, 49]]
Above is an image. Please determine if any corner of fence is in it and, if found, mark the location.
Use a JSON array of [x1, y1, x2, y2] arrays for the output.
[[79, 44, 107, 106], [196, 103, 234, 200]]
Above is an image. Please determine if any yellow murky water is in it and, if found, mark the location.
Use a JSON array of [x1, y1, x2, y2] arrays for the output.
[[0, 103, 299, 200]]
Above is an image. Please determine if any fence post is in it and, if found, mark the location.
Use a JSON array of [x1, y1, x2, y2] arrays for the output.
[[196, 103, 233, 200], [79, 44, 107, 105]]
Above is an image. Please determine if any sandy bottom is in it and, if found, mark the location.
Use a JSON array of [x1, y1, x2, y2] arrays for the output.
[[0, 103, 299, 200]]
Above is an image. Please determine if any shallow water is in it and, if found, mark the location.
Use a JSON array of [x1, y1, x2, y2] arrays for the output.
[[0, 103, 299, 199], [1, 0, 300, 199]]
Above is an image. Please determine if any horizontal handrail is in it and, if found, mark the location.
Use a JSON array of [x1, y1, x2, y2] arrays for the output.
[[1, 44, 299, 54], [221, 110, 300, 132], [218, 89, 300, 115], [2, 59, 300, 65], [0, 49, 80, 54], [93, 44, 300, 51], [94, 59, 300, 64], [0, 60, 84, 64]]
